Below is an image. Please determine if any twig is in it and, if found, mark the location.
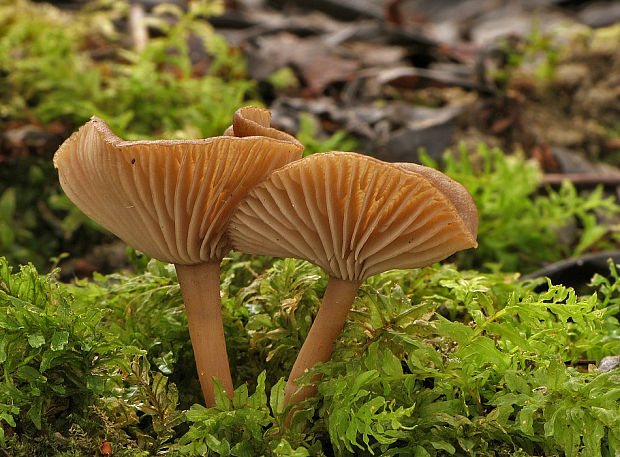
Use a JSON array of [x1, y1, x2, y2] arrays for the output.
[[129, 2, 148, 52], [542, 173, 620, 187]]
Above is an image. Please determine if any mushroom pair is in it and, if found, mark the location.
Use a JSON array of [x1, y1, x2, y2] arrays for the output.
[[55, 107, 478, 410], [228, 152, 478, 405], [54, 106, 304, 406]]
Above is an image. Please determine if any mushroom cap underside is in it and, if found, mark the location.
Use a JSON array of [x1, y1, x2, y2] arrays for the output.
[[229, 152, 478, 281], [54, 115, 303, 265], [394, 162, 478, 238]]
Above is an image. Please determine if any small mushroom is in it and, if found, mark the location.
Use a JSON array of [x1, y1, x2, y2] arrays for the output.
[[228, 152, 478, 405], [54, 106, 303, 405]]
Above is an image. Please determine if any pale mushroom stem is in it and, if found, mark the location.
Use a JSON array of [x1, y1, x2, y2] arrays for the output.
[[285, 277, 361, 405], [175, 262, 234, 406]]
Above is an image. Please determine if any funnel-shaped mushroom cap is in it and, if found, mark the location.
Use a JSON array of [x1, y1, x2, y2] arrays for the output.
[[229, 152, 478, 281], [54, 109, 304, 265], [222, 106, 304, 146]]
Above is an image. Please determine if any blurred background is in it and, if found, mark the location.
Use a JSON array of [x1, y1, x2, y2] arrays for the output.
[[1, 0, 619, 277]]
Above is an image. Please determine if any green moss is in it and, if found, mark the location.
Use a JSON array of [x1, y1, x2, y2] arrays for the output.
[[1, 255, 618, 456], [423, 144, 620, 273]]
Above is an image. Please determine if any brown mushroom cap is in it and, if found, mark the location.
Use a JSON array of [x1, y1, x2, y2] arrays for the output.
[[222, 106, 303, 146], [229, 152, 478, 281], [54, 111, 303, 265], [394, 162, 478, 240]]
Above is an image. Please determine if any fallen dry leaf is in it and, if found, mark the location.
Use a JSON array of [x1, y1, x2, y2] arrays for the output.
[[99, 440, 112, 457]]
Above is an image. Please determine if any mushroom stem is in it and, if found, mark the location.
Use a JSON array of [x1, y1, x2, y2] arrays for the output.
[[285, 277, 361, 405], [175, 261, 233, 406]]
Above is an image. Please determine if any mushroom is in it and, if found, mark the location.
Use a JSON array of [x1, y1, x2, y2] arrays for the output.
[[228, 152, 478, 405], [53, 106, 304, 405]]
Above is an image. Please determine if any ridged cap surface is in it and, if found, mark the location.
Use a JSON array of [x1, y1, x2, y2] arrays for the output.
[[54, 107, 304, 264], [394, 162, 478, 239], [229, 152, 478, 281]]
